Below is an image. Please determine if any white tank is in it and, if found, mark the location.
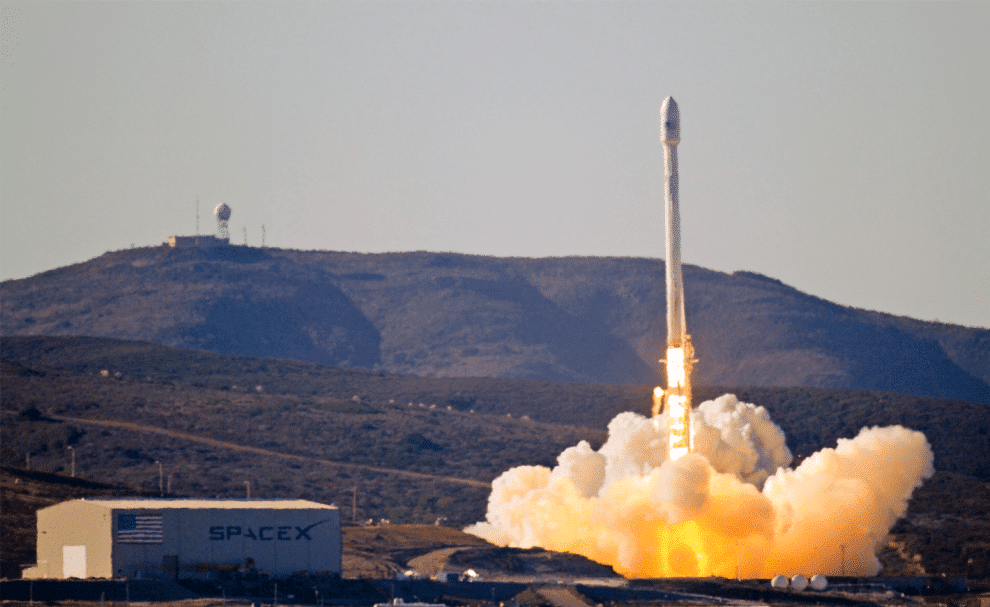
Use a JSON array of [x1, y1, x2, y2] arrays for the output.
[[809, 574, 828, 591], [771, 575, 789, 589], [790, 574, 809, 591]]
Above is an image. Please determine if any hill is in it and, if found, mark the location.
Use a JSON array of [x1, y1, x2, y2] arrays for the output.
[[3, 335, 989, 480], [2, 335, 989, 580], [1, 247, 987, 402]]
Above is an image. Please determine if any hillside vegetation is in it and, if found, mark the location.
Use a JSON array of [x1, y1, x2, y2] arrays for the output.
[[1, 247, 987, 402], [4, 335, 989, 480], [2, 336, 989, 579]]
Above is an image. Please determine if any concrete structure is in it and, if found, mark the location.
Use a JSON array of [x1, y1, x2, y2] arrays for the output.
[[167, 235, 229, 248], [23, 498, 340, 580]]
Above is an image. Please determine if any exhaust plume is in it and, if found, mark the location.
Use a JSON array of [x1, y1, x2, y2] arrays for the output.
[[466, 394, 933, 578]]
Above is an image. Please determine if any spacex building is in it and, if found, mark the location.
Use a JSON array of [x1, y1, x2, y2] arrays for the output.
[[23, 499, 341, 580]]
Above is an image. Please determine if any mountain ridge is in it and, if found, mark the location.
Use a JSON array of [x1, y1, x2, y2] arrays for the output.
[[2, 246, 987, 403]]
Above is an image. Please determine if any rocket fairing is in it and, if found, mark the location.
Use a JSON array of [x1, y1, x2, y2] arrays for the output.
[[655, 96, 694, 460]]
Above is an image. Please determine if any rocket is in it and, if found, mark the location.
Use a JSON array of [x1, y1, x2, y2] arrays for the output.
[[654, 96, 695, 460], [661, 97, 686, 353]]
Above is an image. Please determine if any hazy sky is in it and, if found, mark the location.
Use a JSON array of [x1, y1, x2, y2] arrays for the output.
[[2, 2, 987, 328]]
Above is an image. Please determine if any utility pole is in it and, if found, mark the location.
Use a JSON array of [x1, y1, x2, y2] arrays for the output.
[[156, 461, 163, 496], [244, 481, 251, 499], [68, 446, 75, 477]]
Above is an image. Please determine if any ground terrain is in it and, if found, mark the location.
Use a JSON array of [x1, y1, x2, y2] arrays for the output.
[[3, 336, 989, 482], [2, 246, 989, 607], [2, 337, 989, 582]]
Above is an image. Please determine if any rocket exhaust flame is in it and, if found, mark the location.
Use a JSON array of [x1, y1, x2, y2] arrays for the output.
[[465, 97, 935, 579], [660, 343, 694, 461]]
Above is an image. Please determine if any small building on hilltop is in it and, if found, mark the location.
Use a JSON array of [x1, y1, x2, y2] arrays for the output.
[[166, 235, 229, 248], [22, 498, 340, 580]]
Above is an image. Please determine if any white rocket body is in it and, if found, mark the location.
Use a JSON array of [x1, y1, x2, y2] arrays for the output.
[[661, 97, 686, 350], [657, 96, 694, 458]]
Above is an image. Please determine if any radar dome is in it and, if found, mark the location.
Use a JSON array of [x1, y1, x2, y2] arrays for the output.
[[809, 575, 828, 591], [770, 575, 789, 589], [215, 203, 232, 221], [790, 575, 809, 591], [214, 203, 232, 239]]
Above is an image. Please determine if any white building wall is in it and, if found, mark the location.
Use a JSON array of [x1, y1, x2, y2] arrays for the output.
[[25, 499, 341, 580], [111, 507, 341, 578]]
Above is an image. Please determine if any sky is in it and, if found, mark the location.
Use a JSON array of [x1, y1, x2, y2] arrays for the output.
[[2, 2, 988, 328]]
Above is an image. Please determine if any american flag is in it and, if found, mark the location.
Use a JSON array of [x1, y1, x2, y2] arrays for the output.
[[117, 513, 163, 544]]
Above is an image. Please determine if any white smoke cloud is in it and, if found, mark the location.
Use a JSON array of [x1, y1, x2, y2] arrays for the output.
[[466, 394, 933, 578]]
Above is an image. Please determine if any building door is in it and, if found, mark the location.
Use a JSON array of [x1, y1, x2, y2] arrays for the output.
[[63, 545, 86, 578]]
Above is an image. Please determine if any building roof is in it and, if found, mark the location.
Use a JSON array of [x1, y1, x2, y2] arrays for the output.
[[48, 498, 338, 511]]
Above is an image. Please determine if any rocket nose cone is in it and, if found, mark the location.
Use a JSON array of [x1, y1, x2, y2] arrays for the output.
[[661, 97, 680, 144]]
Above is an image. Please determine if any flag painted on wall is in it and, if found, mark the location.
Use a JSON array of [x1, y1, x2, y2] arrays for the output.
[[117, 513, 163, 544]]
